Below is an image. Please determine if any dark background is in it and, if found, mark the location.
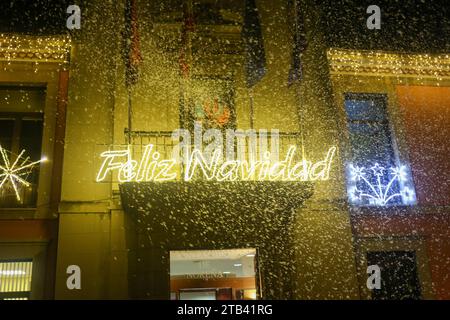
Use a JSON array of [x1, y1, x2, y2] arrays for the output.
[[0, 0, 74, 34], [322, 0, 449, 53], [0, 0, 448, 52]]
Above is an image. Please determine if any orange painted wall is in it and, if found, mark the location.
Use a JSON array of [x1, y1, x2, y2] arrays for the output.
[[352, 213, 450, 299], [352, 85, 450, 299], [0, 219, 56, 240], [397, 85, 450, 206]]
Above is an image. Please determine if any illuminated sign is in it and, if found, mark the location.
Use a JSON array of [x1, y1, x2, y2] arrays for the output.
[[97, 124, 336, 183], [347, 163, 416, 206], [96, 144, 336, 183], [0, 145, 47, 201]]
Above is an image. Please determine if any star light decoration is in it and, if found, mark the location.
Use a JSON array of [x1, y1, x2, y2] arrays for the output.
[[0, 145, 47, 202], [347, 162, 416, 206]]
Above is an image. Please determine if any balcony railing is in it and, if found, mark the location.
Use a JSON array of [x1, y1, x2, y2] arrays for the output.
[[128, 130, 303, 158], [123, 130, 304, 181]]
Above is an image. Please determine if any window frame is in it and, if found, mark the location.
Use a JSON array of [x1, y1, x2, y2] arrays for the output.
[[343, 92, 416, 207], [366, 250, 422, 300], [0, 112, 44, 208], [0, 112, 44, 154], [344, 92, 397, 166], [354, 236, 434, 300]]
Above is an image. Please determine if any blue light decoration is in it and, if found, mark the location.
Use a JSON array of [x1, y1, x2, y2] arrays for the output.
[[347, 163, 416, 206]]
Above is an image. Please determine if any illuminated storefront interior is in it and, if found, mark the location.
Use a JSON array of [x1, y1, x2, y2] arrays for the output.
[[170, 249, 257, 300], [0, 260, 33, 300]]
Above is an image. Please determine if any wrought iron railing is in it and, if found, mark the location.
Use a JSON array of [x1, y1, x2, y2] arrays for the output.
[[125, 130, 305, 181], [128, 130, 304, 158]]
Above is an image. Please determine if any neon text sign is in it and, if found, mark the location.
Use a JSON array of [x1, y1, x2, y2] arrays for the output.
[[97, 123, 336, 183], [96, 144, 336, 183]]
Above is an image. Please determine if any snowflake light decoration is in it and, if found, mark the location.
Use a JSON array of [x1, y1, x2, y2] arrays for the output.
[[347, 163, 416, 206], [0, 145, 47, 202]]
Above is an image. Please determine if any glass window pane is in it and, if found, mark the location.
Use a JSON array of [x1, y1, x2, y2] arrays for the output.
[[170, 249, 257, 300], [0, 116, 43, 208], [0, 86, 45, 113], [348, 123, 395, 165], [345, 94, 395, 165], [345, 94, 408, 206], [345, 98, 387, 121], [367, 251, 421, 300], [0, 119, 14, 151], [19, 119, 43, 161], [0, 260, 33, 300]]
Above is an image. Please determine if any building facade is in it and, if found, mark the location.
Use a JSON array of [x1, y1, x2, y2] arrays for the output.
[[0, 0, 449, 300]]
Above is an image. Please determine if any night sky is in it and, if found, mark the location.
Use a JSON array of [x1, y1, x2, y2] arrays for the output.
[[0, 0, 448, 52], [322, 0, 449, 53], [0, 0, 74, 35]]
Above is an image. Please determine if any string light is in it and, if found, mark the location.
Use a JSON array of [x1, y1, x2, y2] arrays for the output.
[[96, 144, 336, 183], [328, 48, 450, 79], [0, 34, 71, 65], [0, 145, 47, 202], [347, 163, 416, 206]]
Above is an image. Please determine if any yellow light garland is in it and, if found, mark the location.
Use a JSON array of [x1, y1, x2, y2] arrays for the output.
[[0, 33, 71, 64], [327, 48, 450, 79]]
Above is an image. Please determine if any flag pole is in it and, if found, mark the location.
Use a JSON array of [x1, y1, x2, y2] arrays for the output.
[[285, 1, 309, 297], [127, 86, 133, 144], [249, 87, 254, 129], [124, 0, 143, 145], [289, 0, 307, 162], [242, 0, 266, 130], [295, 85, 306, 161], [179, 0, 194, 129]]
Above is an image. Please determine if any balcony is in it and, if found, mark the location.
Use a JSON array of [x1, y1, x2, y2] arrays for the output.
[[117, 129, 307, 182]]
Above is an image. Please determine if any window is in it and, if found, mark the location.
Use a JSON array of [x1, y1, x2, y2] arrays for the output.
[[344, 93, 416, 206], [345, 94, 395, 165], [367, 251, 421, 300], [0, 260, 33, 300], [0, 119, 14, 151], [0, 86, 45, 208], [0, 114, 44, 208]]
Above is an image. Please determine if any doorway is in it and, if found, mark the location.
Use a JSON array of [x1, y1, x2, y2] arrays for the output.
[[170, 248, 258, 300]]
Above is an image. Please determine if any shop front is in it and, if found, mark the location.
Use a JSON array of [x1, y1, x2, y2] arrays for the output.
[[169, 248, 258, 300], [120, 181, 313, 300]]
